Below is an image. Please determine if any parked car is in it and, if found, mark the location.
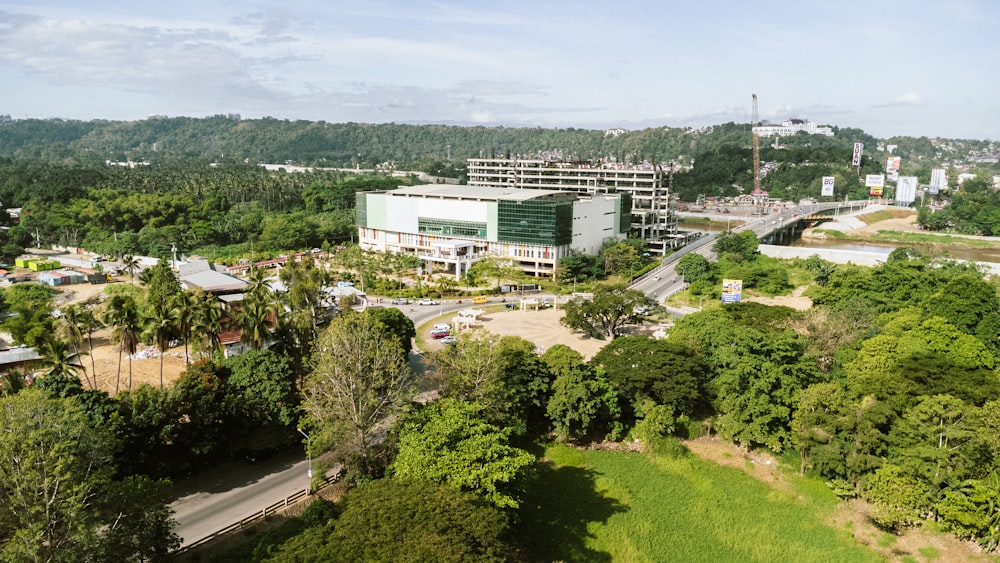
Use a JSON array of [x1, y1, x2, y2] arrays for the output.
[[441, 335, 457, 345], [433, 323, 451, 331], [417, 298, 439, 306], [430, 328, 450, 339], [391, 297, 410, 305]]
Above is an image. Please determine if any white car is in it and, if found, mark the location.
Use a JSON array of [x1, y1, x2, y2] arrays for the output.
[[417, 298, 439, 306], [433, 323, 451, 331]]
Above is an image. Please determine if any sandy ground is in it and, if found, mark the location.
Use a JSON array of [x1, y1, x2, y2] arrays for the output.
[[47, 282, 193, 394], [461, 307, 611, 360]]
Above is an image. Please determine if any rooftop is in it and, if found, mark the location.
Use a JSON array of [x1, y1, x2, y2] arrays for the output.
[[388, 184, 572, 202]]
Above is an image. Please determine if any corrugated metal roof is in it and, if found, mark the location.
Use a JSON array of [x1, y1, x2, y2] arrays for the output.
[[180, 270, 248, 293], [0, 347, 42, 366]]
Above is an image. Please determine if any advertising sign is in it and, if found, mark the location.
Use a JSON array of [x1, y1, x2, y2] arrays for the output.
[[866, 174, 885, 196], [896, 176, 918, 204], [721, 279, 743, 304], [852, 142, 864, 166], [821, 176, 835, 197], [887, 170, 899, 182], [885, 156, 901, 172]]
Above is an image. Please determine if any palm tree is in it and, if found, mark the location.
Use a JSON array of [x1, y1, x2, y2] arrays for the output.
[[104, 294, 140, 393], [79, 308, 104, 388], [1, 368, 27, 396], [193, 292, 224, 360], [239, 297, 275, 351], [245, 266, 273, 302], [38, 337, 85, 379], [143, 303, 175, 389], [59, 304, 91, 389], [171, 291, 199, 366], [121, 254, 140, 294]]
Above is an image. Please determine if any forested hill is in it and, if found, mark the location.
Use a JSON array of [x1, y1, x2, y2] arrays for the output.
[[1, 115, 985, 172]]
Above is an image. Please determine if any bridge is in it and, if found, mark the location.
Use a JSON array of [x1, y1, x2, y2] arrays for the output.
[[628, 199, 879, 301]]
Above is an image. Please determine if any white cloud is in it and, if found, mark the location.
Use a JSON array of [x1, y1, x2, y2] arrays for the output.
[[874, 92, 923, 108]]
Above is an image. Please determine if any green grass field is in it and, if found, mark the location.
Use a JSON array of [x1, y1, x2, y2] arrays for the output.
[[515, 443, 881, 563]]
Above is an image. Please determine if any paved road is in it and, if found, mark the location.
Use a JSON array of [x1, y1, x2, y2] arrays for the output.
[[169, 449, 311, 548]]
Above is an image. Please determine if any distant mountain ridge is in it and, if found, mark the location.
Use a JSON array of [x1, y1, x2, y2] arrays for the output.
[[1, 115, 993, 171]]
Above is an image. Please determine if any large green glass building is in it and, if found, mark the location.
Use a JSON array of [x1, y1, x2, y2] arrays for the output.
[[357, 185, 628, 279]]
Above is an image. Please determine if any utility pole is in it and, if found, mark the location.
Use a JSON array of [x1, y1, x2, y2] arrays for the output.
[[298, 429, 313, 494]]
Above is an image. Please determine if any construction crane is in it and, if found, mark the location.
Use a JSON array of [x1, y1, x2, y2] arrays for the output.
[[752, 93, 761, 192]]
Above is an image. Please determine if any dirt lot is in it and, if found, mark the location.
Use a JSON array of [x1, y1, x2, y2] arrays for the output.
[[36, 282, 191, 394]]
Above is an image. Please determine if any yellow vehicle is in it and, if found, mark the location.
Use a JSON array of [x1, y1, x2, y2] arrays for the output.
[[472, 296, 489, 304]]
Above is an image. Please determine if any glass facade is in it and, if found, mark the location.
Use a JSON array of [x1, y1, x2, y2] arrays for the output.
[[619, 193, 632, 233], [418, 218, 487, 238], [355, 192, 368, 227], [496, 196, 573, 246]]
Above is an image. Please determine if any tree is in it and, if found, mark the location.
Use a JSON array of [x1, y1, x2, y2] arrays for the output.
[[192, 291, 224, 360], [364, 307, 416, 355], [561, 284, 651, 339], [223, 348, 299, 433], [712, 326, 820, 452], [675, 252, 714, 283], [390, 399, 535, 508], [791, 382, 852, 477], [592, 335, 710, 416], [546, 364, 622, 442], [145, 260, 182, 312], [0, 282, 57, 347], [888, 395, 989, 492], [0, 389, 179, 561], [171, 290, 199, 366], [712, 230, 759, 262], [601, 242, 642, 277], [37, 336, 85, 381], [302, 312, 415, 479], [864, 464, 929, 530], [556, 249, 600, 283], [104, 293, 141, 393], [433, 333, 552, 433], [272, 479, 511, 562], [143, 303, 176, 388], [121, 253, 140, 293], [239, 295, 276, 351]]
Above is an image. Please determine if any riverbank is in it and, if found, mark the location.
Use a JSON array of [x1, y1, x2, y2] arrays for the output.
[[800, 208, 1000, 267]]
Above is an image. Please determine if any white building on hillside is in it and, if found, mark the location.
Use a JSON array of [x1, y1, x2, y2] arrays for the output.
[[356, 184, 630, 279], [752, 119, 834, 138]]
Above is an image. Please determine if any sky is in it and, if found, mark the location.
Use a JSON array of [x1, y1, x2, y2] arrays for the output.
[[1, 1, 998, 140]]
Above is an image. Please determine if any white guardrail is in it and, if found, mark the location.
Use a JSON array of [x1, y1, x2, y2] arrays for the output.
[[173, 472, 341, 556]]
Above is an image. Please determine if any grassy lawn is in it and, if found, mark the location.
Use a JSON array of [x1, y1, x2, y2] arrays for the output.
[[515, 443, 880, 563]]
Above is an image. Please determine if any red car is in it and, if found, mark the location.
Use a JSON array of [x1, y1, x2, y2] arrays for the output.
[[430, 328, 450, 339]]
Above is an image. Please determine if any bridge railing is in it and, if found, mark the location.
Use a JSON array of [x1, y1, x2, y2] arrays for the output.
[[172, 471, 341, 557]]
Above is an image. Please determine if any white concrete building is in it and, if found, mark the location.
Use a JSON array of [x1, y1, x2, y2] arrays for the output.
[[356, 184, 629, 279], [465, 158, 681, 252], [752, 119, 834, 138]]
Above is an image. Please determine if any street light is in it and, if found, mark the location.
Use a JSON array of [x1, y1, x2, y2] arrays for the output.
[[298, 429, 313, 494]]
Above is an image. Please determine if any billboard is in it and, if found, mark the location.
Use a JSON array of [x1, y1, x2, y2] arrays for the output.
[[866, 174, 885, 196], [721, 279, 743, 304], [852, 142, 864, 166], [887, 170, 899, 182], [821, 176, 835, 197], [885, 156, 901, 172], [896, 176, 918, 204]]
